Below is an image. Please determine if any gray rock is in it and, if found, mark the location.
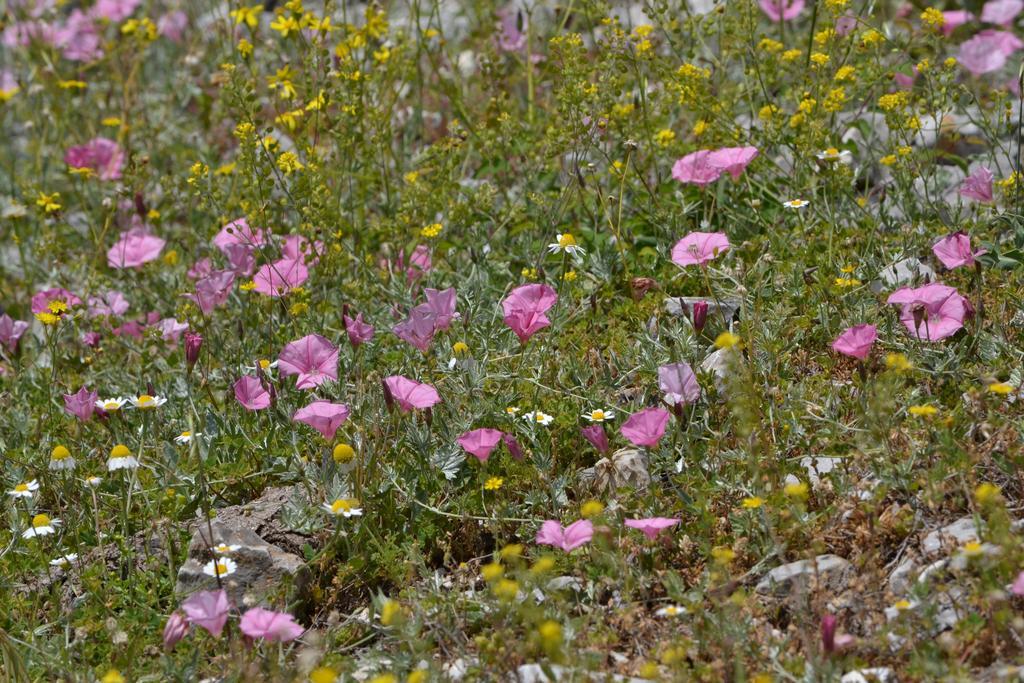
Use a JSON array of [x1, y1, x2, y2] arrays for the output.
[[921, 516, 982, 557], [515, 663, 647, 682], [872, 257, 935, 293], [579, 448, 650, 493], [701, 347, 738, 392], [756, 554, 854, 597], [841, 668, 894, 683]]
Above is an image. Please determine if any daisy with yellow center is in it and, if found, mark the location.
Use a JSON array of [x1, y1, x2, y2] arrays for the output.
[[961, 541, 984, 557], [212, 543, 241, 555], [816, 147, 851, 162], [107, 444, 139, 471], [783, 199, 809, 209], [22, 513, 58, 538], [505, 407, 520, 416], [50, 553, 78, 566], [174, 431, 201, 444], [582, 408, 614, 422], [95, 397, 127, 411], [84, 475, 103, 487], [655, 605, 686, 617], [49, 444, 76, 471], [547, 233, 586, 257], [8, 480, 39, 498], [202, 557, 238, 577], [129, 394, 167, 409], [523, 411, 554, 426], [323, 498, 364, 517]]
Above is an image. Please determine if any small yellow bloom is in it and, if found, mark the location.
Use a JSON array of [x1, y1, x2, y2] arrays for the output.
[[379, 599, 401, 626], [277, 151, 304, 173], [452, 341, 469, 356], [237, 38, 254, 57], [531, 556, 556, 574], [885, 353, 912, 371], [57, 79, 87, 90], [484, 477, 504, 491], [988, 382, 1014, 395], [908, 405, 937, 417], [961, 541, 983, 557], [784, 481, 809, 499], [975, 483, 1001, 505], [711, 546, 736, 564], [492, 578, 519, 601], [920, 7, 945, 29], [714, 332, 741, 349], [741, 496, 764, 509], [481, 562, 504, 582], [101, 671, 125, 683], [580, 500, 604, 518], [35, 312, 60, 325], [36, 192, 62, 213], [654, 128, 676, 147], [333, 443, 355, 464], [420, 222, 442, 238], [310, 667, 338, 683]]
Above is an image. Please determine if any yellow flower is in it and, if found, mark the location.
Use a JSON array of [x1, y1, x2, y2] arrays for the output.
[[692, 119, 708, 136], [878, 92, 909, 112], [654, 128, 676, 147], [711, 546, 736, 564], [35, 312, 60, 325], [880, 154, 897, 166], [370, 675, 397, 683], [988, 382, 1014, 395], [373, 47, 391, 63], [452, 341, 469, 356], [975, 483, 1001, 505], [57, 79, 87, 89], [379, 599, 401, 626], [714, 332, 741, 349], [784, 481, 809, 499], [920, 7, 945, 29], [961, 541, 983, 557], [277, 151, 304, 173], [230, 4, 262, 28], [420, 222, 442, 238], [758, 38, 783, 53], [237, 38, 253, 57], [538, 620, 562, 647], [809, 52, 830, 67], [239, 280, 257, 291], [521, 267, 538, 279], [531, 556, 556, 574], [834, 65, 856, 82], [101, 671, 125, 683], [270, 14, 301, 36], [860, 29, 883, 46], [333, 443, 355, 464], [484, 477, 504, 491], [562, 270, 576, 282], [781, 49, 802, 62], [36, 192, 62, 213], [493, 578, 519, 601], [500, 544, 524, 560], [908, 405, 937, 417], [741, 496, 764, 509], [833, 277, 862, 288], [580, 500, 604, 518], [885, 353, 912, 371], [310, 667, 338, 683], [52, 445, 71, 460]]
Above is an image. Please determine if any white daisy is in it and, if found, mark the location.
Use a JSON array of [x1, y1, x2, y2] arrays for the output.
[[95, 397, 128, 412], [523, 411, 554, 426], [212, 543, 241, 555], [655, 604, 686, 617], [107, 444, 139, 471], [8, 480, 39, 498], [547, 233, 586, 257], [505, 407, 521, 416], [782, 199, 809, 209], [582, 408, 614, 422], [50, 553, 78, 567], [815, 147, 851, 163], [129, 394, 167, 410], [202, 557, 238, 578], [174, 431, 201, 445], [84, 475, 103, 487], [246, 359, 278, 376], [49, 445, 76, 471], [322, 498, 364, 518], [22, 514, 59, 539]]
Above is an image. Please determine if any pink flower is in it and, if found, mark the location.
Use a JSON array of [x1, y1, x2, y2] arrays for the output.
[[831, 324, 878, 360], [223, 244, 256, 277], [63, 386, 97, 421], [933, 232, 986, 270], [671, 150, 721, 186], [502, 433, 525, 460], [978, 29, 1024, 55], [707, 146, 759, 180], [234, 375, 271, 410], [1011, 570, 1024, 596], [55, 11, 102, 62], [496, 8, 526, 52], [187, 270, 236, 315], [90, 0, 140, 22], [156, 318, 189, 343], [959, 33, 1011, 75], [81, 331, 101, 347], [282, 234, 323, 265], [835, 12, 858, 35], [620, 407, 671, 448], [163, 612, 189, 650], [961, 167, 994, 202], [458, 428, 505, 462], [887, 283, 970, 341], [239, 608, 304, 643], [535, 519, 593, 552], [670, 232, 730, 267], [0, 314, 30, 352], [383, 375, 442, 412], [188, 258, 213, 280], [658, 362, 700, 406], [405, 245, 432, 283], [581, 424, 609, 453], [502, 284, 558, 343], [185, 331, 203, 369], [157, 10, 187, 41], [212, 217, 265, 253], [393, 307, 439, 352], [759, 0, 805, 21], [278, 334, 338, 390], [107, 228, 165, 269], [342, 312, 375, 348], [624, 517, 681, 540], [424, 288, 458, 330], [253, 258, 309, 297], [31, 287, 80, 314], [64, 137, 124, 180], [981, 0, 1023, 25], [181, 589, 231, 638], [941, 10, 975, 35], [293, 401, 350, 440], [87, 290, 130, 317]]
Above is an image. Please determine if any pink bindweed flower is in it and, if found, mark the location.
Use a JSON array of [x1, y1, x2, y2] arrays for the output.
[[624, 517, 681, 540], [393, 307, 440, 352], [64, 387, 98, 421], [981, 0, 1023, 25], [282, 234, 323, 266], [156, 318, 189, 343], [181, 589, 231, 638], [502, 433, 525, 460], [620, 407, 671, 448], [887, 283, 970, 341], [457, 428, 505, 462], [1011, 570, 1024, 596], [933, 232, 986, 270], [958, 32, 1012, 75], [502, 284, 558, 343], [157, 10, 187, 41], [759, 0, 805, 21], [342, 311, 375, 348], [835, 12, 858, 35], [293, 401, 350, 440], [223, 243, 256, 277], [253, 258, 309, 297], [978, 28, 1024, 55], [383, 375, 442, 412], [831, 324, 878, 360], [234, 375, 271, 411], [213, 217, 265, 253], [670, 232, 730, 267], [707, 146, 759, 180], [107, 228, 166, 269], [163, 611, 189, 650], [536, 519, 593, 552], [64, 137, 124, 180], [496, 7, 526, 52], [658, 362, 701, 406], [184, 331, 203, 370], [187, 270, 236, 315], [87, 290, 129, 318], [90, 0, 140, 22], [581, 424, 610, 453], [424, 288, 458, 330], [691, 300, 709, 333], [188, 258, 213, 280], [0, 314, 30, 352], [278, 334, 338, 390], [31, 287, 80, 314], [80, 331, 101, 347], [942, 10, 975, 34], [671, 150, 722, 186], [960, 167, 994, 203], [405, 245, 432, 283], [239, 608, 304, 643]]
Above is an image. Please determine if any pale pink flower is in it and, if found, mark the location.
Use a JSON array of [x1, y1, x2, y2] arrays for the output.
[[63, 386, 98, 421], [64, 137, 124, 180], [424, 288, 458, 330], [981, 0, 1023, 25], [188, 257, 213, 280], [707, 146, 759, 180], [978, 28, 1024, 55], [0, 314, 30, 352], [759, 0, 805, 21], [497, 8, 526, 52], [282, 234, 323, 265], [1011, 570, 1024, 596], [670, 232, 730, 267], [156, 318, 189, 343], [90, 0, 140, 21], [624, 517, 681, 540], [405, 245, 432, 283], [253, 258, 309, 297], [458, 428, 505, 462], [502, 284, 558, 343], [933, 232, 986, 270], [293, 401, 350, 439], [887, 283, 970, 341], [157, 10, 187, 41], [87, 290, 129, 317], [107, 228, 165, 269], [960, 167, 994, 202], [393, 307, 439, 352], [658, 362, 700, 406], [234, 375, 271, 411], [187, 270, 235, 315], [277, 334, 338, 390], [31, 287, 80, 314], [535, 519, 593, 552], [239, 608, 304, 643], [941, 10, 975, 35], [835, 12, 858, 35], [671, 150, 721, 186], [181, 589, 231, 638], [620, 407, 671, 448], [959, 33, 1010, 74], [831, 324, 878, 360], [581, 424, 609, 453], [383, 375, 441, 412], [342, 312, 375, 348], [163, 612, 189, 650], [56, 11, 102, 62], [212, 217, 265, 253], [223, 244, 256, 277]]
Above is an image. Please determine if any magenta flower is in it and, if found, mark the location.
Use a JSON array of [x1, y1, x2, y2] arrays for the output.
[[278, 334, 338, 390], [959, 32, 1011, 75], [293, 401, 350, 440], [831, 324, 878, 360], [497, 7, 526, 52], [758, 0, 805, 21], [405, 245, 432, 283], [163, 612, 189, 651], [707, 146, 759, 180], [188, 258, 213, 280], [342, 312, 375, 348], [239, 607, 304, 643], [933, 232, 986, 270], [887, 283, 970, 341], [0, 314, 30, 352], [502, 432, 525, 460], [393, 307, 439, 352], [87, 290, 129, 317], [535, 519, 593, 552], [581, 424, 609, 453], [156, 318, 189, 343], [978, 29, 1024, 55], [31, 287, 80, 314], [181, 589, 231, 638], [960, 167, 994, 203], [64, 386, 98, 421], [457, 428, 505, 462], [234, 375, 271, 411], [64, 137, 124, 180], [942, 10, 974, 35], [670, 232, 730, 267], [502, 284, 558, 343], [671, 150, 721, 186], [981, 0, 1023, 25], [224, 243, 256, 277], [1011, 570, 1024, 596], [624, 517, 681, 540], [90, 0, 140, 22], [253, 258, 309, 297], [658, 362, 700, 406], [620, 407, 671, 448], [212, 217, 265, 253], [424, 288, 458, 330], [185, 331, 203, 370], [282, 234, 323, 265], [107, 228, 165, 269], [187, 270, 236, 315], [383, 375, 442, 412]]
